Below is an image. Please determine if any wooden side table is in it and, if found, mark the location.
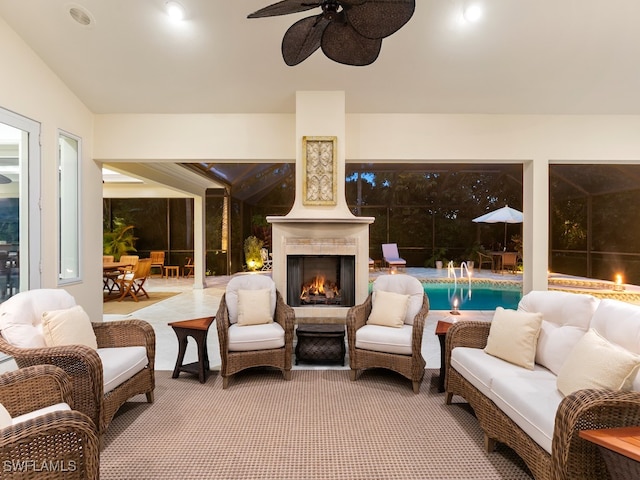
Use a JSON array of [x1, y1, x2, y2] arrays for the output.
[[579, 426, 640, 479], [435, 320, 454, 393], [164, 265, 180, 278], [169, 316, 215, 383]]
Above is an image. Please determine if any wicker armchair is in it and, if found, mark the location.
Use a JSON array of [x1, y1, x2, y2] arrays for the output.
[[0, 365, 99, 479], [347, 274, 430, 393], [216, 275, 295, 388], [0, 289, 155, 439]]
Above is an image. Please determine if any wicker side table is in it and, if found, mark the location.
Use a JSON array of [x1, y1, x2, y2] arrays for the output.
[[295, 324, 346, 366]]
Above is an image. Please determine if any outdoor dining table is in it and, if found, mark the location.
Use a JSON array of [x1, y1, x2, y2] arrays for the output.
[[489, 251, 517, 272], [103, 262, 131, 299]]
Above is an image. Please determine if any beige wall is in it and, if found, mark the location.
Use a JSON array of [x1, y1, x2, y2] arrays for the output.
[[0, 17, 102, 319]]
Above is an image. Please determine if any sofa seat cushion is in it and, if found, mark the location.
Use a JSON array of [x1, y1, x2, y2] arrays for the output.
[[491, 372, 562, 454], [11, 403, 71, 426], [228, 322, 284, 352], [451, 347, 552, 398], [355, 324, 412, 355], [97, 346, 148, 394]]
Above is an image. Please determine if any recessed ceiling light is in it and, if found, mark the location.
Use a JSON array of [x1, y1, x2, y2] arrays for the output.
[[166, 1, 185, 21], [463, 4, 483, 23]]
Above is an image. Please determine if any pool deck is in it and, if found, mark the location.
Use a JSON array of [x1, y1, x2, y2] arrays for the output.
[[93, 267, 640, 374]]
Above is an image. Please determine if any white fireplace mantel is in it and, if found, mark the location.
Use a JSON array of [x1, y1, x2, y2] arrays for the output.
[[268, 216, 374, 321]]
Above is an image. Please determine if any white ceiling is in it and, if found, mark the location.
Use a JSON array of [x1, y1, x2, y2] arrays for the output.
[[2, 0, 640, 115]]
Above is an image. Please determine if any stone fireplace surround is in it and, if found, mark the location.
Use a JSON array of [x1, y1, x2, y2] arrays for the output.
[[268, 217, 373, 322], [267, 91, 374, 322]]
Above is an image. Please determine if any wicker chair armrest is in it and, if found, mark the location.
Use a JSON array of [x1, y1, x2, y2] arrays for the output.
[[346, 295, 372, 331], [552, 388, 640, 479], [0, 365, 73, 417], [411, 295, 430, 346], [443, 320, 491, 381], [444, 320, 491, 352], [0, 410, 99, 477], [93, 319, 156, 370], [274, 290, 295, 335], [92, 319, 154, 348], [215, 294, 230, 347]]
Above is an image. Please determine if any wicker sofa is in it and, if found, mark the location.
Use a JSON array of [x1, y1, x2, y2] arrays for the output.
[[445, 290, 640, 480]]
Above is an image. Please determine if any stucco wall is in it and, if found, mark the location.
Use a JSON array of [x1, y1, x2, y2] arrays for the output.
[[0, 17, 102, 319]]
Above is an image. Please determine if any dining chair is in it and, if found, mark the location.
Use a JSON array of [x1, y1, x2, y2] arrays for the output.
[[183, 256, 194, 278], [149, 251, 165, 277], [118, 258, 152, 301]]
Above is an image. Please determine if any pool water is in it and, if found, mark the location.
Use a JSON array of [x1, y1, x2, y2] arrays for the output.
[[422, 283, 522, 310]]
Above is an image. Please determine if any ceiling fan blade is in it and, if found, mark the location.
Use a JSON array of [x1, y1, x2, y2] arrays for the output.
[[248, 0, 320, 18], [321, 20, 382, 66], [345, 0, 415, 39], [282, 15, 330, 66]]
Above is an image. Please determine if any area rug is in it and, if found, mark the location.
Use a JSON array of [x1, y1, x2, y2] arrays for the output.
[[101, 369, 532, 479], [102, 291, 180, 315]]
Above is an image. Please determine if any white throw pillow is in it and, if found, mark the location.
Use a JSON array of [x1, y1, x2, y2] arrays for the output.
[[41, 305, 98, 349], [556, 329, 640, 396], [237, 289, 273, 326], [484, 307, 543, 370], [0, 403, 12, 429], [367, 290, 409, 328], [535, 322, 586, 375]]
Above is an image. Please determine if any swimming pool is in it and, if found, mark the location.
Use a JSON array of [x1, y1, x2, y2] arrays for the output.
[[422, 282, 522, 310]]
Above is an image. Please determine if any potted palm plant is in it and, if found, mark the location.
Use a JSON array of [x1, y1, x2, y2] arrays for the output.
[[103, 222, 137, 260]]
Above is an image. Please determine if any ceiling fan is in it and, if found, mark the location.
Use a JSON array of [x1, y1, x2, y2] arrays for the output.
[[248, 0, 416, 66]]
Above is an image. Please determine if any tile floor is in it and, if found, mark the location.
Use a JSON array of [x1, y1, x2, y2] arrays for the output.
[[104, 268, 498, 373]]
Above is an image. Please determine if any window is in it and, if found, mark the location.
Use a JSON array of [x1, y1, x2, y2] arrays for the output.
[[58, 131, 80, 283], [0, 107, 41, 300]]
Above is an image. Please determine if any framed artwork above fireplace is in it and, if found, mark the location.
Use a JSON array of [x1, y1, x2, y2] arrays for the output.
[[302, 136, 337, 206]]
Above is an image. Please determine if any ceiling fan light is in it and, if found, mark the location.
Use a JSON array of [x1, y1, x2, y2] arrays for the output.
[[463, 4, 482, 23], [166, 1, 185, 21]]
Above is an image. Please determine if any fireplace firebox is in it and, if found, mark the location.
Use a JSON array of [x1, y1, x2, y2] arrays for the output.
[[287, 255, 355, 308]]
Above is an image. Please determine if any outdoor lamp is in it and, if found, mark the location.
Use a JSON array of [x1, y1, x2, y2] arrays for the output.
[[450, 297, 460, 315]]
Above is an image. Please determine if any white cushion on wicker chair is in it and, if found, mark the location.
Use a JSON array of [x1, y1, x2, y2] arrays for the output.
[[97, 346, 148, 393], [355, 324, 413, 355], [225, 275, 276, 325], [372, 274, 423, 325], [0, 289, 76, 348], [11, 403, 72, 426], [227, 322, 285, 352]]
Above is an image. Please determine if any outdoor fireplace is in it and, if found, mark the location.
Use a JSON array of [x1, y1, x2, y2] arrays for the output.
[[287, 255, 355, 307]]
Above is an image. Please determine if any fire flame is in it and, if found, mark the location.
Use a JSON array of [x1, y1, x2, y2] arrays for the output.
[[300, 275, 340, 300]]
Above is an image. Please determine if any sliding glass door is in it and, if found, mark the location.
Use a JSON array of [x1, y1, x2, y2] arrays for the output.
[[0, 107, 41, 301]]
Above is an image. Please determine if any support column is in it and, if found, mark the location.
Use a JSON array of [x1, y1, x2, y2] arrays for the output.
[[523, 158, 549, 293], [192, 194, 205, 289]]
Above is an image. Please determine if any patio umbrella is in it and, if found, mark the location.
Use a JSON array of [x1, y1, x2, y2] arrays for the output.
[[472, 205, 523, 248]]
